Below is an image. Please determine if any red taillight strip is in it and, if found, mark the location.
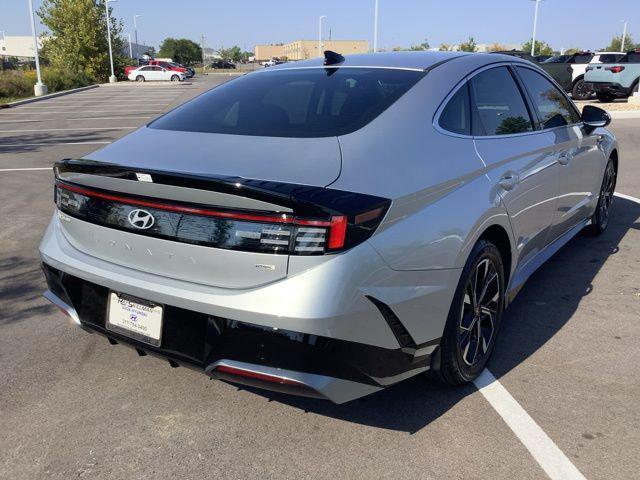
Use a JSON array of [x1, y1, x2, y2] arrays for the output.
[[327, 215, 348, 250], [214, 365, 304, 386], [56, 181, 331, 227]]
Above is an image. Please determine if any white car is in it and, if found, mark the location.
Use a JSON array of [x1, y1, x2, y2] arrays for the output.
[[127, 66, 185, 82]]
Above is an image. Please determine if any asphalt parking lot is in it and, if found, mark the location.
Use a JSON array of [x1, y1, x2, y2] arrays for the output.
[[1, 75, 639, 480]]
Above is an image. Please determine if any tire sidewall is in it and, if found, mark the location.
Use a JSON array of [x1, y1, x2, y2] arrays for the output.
[[591, 159, 616, 233], [439, 240, 506, 383], [136, 75, 144, 82]]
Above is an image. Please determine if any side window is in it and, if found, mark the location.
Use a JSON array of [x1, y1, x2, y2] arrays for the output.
[[574, 54, 594, 64], [439, 83, 470, 135], [516, 67, 581, 128], [469, 67, 533, 136]]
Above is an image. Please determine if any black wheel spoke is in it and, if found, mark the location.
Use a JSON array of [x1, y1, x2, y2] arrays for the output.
[[458, 256, 501, 367]]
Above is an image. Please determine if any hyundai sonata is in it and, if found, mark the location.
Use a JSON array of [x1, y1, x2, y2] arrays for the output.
[[40, 51, 618, 403]]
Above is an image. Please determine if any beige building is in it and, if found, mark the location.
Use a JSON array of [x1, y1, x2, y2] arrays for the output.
[[254, 44, 285, 62], [255, 40, 369, 62]]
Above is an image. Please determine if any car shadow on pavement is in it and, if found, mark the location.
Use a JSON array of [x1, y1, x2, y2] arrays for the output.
[[242, 197, 640, 433], [0, 131, 115, 154], [0, 255, 53, 326]]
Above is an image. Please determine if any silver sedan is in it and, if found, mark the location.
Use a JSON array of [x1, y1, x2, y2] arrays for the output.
[[41, 51, 618, 403]]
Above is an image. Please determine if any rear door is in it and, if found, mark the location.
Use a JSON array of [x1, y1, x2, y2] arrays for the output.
[[514, 65, 602, 240], [470, 65, 562, 269]]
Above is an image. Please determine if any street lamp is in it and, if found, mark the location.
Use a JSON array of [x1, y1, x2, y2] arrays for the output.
[[621, 20, 628, 52], [318, 15, 326, 58], [529, 0, 544, 56], [373, 0, 379, 53], [133, 14, 142, 59], [27, 0, 47, 96], [105, 0, 117, 83], [127, 33, 133, 59]]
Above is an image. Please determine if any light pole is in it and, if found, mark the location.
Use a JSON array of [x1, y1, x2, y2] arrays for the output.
[[530, 0, 543, 56], [373, 0, 379, 53], [621, 20, 628, 52], [27, 0, 47, 96], [318, 15, 326, 58], [105, 0, 117, 83], [127, 33, 133, 58], [133, 14, 142, 59]]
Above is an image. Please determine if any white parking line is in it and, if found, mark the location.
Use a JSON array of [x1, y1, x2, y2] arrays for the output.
[[0, 127, 135, 133], [68, 116, 153, 120], [474, 370, 587, 480], [614, 192, 640, 203]]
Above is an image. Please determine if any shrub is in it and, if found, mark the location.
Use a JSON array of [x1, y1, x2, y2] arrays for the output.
[[0, 68, 96, 100]]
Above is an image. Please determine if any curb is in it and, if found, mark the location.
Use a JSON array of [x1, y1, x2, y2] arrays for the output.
[[609, 110, 640, 120], [0, 84, 100, 108]]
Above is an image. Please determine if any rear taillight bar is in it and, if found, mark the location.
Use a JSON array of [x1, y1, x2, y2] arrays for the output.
[[605, 66, 625, 73]]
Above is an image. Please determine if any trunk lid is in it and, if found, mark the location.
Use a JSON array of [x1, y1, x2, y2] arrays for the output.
[[86, 126, 342, 187], [54, 129, 342, 289]]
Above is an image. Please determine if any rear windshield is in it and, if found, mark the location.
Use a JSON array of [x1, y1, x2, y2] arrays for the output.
[[599, 54, 625, 63], [149, 67, 425, 137], [543, 55, 570, 64], [621, 53, 640, 63]]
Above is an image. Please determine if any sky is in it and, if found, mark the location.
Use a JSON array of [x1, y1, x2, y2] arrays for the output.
[[1, 0, 638, 52]]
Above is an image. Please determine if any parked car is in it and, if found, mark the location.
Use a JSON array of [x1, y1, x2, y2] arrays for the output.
[[584, 49, 640, 102], [210, 60, 236, 69], [127, 65, 185, 82], [42, 51, 618, 404], [125, 60, 192, 78], [534, 54, 552, 62], [491, 50, 572, 92], [542, 51, 626, 100], [262, 59, 287, 68]]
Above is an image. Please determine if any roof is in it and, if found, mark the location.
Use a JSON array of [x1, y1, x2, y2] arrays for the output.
[[269, 51, 469, 72]]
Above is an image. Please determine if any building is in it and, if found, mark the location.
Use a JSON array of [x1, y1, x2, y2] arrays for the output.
[[0, 35, 47, 60], [255, 40, 369, 61], [254, 44, 285, 62]]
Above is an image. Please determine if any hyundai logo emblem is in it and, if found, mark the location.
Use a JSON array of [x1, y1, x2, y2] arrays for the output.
[[127, 209, 155, 229]]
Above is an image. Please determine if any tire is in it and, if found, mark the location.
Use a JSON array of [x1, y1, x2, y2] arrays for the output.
[[135, 75, 145, 82], [433, 240, 505, 385], [632, 82, 639, 95], [572, 78, 591, 100], [170, 74, 179, 82], [586, 158, 616, 235], [596, 92, 614, 103]]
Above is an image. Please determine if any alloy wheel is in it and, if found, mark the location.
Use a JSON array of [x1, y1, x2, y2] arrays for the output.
[[599, 162, 616, 228], [458, 258, 500, 367]]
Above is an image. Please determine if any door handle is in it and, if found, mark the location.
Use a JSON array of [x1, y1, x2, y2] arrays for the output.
[[557, 152, 571, 166], [499, 173, 518, 191]]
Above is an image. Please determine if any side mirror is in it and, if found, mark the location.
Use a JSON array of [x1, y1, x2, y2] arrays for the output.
[[582, 105, 611, 133]]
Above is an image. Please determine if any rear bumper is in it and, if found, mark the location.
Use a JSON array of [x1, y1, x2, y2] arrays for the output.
[[41, 264, 432, 403], [585, 81, 631, 97], [40, 214, 455, 402]]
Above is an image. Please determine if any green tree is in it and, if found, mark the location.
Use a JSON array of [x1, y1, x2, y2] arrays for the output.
[[522, 39, 554, 56], [158, 38, 202, 66], [438, 43, 451, 51], [487, 43, 508, 52], [602, 33, 637, 52], [459, 36, 478, 52], [563, 47, 582, 55], [38, 0, 126, 81], [217, 45, 243, 62]]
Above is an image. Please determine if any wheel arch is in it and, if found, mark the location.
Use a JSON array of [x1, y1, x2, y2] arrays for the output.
[[572, 74, 584, 86], [477, 224, 513, 286]]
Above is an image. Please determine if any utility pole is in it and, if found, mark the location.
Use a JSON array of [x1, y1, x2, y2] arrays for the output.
[[105, 0, 116, 82], [127, 33, 133, 59], [134, 14, 142, 59], [201, 34, 206, 71], [318, 15, 326, 57], [621, 20, 628, 52], [530, 0, 543, 56], [27, 0, 47, 95], [373, 0, 379, 52]]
